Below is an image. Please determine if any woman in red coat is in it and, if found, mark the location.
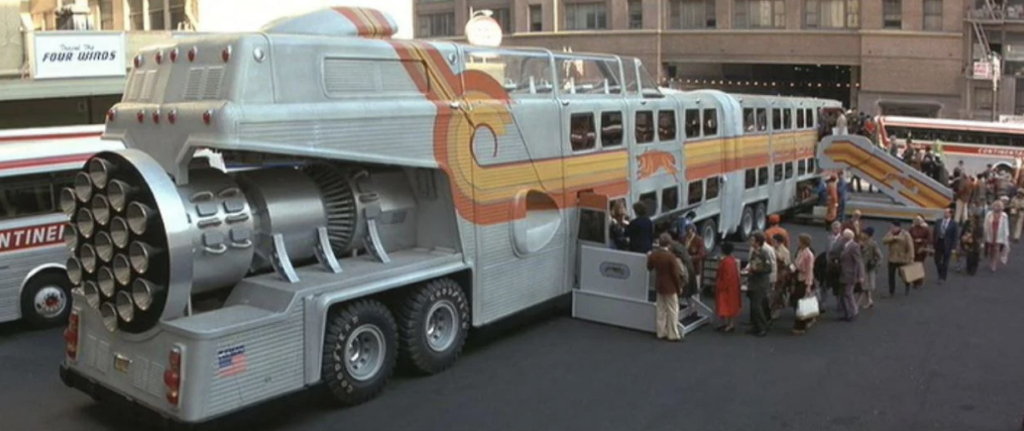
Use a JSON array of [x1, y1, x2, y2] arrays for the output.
[[909, 215, 933, 288], [715, 242, 741, 333]]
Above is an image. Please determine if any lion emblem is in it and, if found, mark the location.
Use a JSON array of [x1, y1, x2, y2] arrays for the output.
[[637, 151, 678, 180]]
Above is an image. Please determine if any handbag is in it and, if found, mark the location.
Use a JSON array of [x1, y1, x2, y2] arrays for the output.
[[796, 296, 820, 320], [899, 262, 925, 283]]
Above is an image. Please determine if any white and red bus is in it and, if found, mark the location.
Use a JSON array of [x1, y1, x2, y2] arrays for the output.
[[0, 125, 122, 327], [878, 115, 1024, 175]]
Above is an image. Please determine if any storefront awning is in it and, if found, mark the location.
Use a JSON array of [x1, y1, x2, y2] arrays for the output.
[[0, 76, 125, 102]]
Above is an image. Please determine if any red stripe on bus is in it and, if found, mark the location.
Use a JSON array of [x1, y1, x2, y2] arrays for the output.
[[0, 132, 102, 144]]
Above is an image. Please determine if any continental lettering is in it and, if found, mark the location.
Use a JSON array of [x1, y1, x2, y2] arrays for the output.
[[0, 223, 65, 253]]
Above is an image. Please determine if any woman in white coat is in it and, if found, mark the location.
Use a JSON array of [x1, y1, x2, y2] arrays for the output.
[[984, 200, 1010, 272]]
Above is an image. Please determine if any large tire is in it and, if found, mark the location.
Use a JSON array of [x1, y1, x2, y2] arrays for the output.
[[21, 271, 72, 328], [322, 299, 398, 406], [700, 218, 718, 253], [397, 278, 470, 375], [754, 203, 768, 233], [737, 205, 754, 241]]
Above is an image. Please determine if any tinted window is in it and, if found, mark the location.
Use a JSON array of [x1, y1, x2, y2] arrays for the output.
[[774, 163, 783, 182], [687, 181, 703, 205], [578, 209, 606, 243], [0, 173, 58, 220], [601, 111, 623, 147], [570, 113, 596, 152], [783, 109, 792, 130], [757, 108, 768, 132], [758, 166, 769, 186], [798, 159, 807, 175], [703, 109, 718, 136], [706, 177, 720, 199], [745, 169, 756, 189], [639, 191, 657, 215], [797, 109, 806, 128], [636, 111, 654, 144], [785, 162, 794, 179], [658, 110, 676, 141], [662, 186, 679, 212], [743, 108, 755, 132], [685, 109, 701, 138], [772, 109, 782, 131], [807, 158, 816, 172]]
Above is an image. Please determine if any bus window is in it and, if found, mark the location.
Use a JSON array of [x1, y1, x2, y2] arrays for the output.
[[639, 191, 657, 215], [662, 186, 679, 212], [805, 109, 813, 128], [757, 166, 769, 186], [783, 109, 792, 130], [785, 162, 794, 179], [756, 108, 768, 132], [687, 181, 703, 205], [745, 169, 756, 189], [797, 110, 806, 129], [636, 111, 654, 144], [570, 113, 597, 152], [706, 177, 720, 199], [0, 174, 57, 220], [774, 163, 783, 182], [578, 209, 606, 244], [601, 111, 624, 147], [743, 108, 755, 132], [684, 109, 701, 138], [658, 110, 676, 141], [798, 159, 807, 176], [703, 109, 718, 136], [807, 158, 815, 172], [772, 109, 782, 131]]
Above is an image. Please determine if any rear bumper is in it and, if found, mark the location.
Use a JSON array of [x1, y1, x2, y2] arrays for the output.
[[60, 364, 194, 428]]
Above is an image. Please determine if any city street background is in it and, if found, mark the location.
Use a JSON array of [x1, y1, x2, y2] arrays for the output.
[[1, 219, 1022, 431]]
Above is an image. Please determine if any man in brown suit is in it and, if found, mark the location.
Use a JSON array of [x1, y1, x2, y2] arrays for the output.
[[648, 233, 682, 341]]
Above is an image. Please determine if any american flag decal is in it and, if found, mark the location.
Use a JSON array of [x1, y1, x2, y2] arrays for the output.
[[216, 345, 247, 377]]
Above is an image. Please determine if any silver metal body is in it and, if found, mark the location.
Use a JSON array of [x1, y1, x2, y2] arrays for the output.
[[60, 7, 845, 424]]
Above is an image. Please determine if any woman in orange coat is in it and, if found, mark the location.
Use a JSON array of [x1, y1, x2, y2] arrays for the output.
[[825, 176, 839, 230], [715, 242, 742, 333]]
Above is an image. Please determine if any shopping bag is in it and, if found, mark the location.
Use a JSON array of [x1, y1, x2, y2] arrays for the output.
[[899, 262, 925, 284], [796, 296, 820, 320]]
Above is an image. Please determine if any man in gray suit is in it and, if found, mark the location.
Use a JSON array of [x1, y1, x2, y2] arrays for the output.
[[839, 229, 864, 322]]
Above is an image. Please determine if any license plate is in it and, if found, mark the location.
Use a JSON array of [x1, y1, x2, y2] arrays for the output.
[[113, 354, 131, 374]]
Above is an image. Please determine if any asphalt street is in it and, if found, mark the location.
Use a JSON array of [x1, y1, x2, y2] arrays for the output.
[[2, 219, 1023, 431]]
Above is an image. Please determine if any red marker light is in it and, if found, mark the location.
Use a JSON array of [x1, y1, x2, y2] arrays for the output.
[[137, 111, 145, 123], [187, 47, 196, 62], [169, 48, 178, 63], [152, 110, 161, 124], [106, 109, 116, 123], [155, 51, 163, 64], [168, 109, 177, 124], [133, 55, 142, 68], [221, 46, 231, 63], [202, 110, 212, 125]]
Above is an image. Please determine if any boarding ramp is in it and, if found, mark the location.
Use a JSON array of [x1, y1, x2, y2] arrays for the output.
[[817, 135, 953, 220], [572, 245, 712, 335]]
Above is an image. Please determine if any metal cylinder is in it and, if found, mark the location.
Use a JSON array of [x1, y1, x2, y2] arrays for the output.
[[236, 168, 328, 270]]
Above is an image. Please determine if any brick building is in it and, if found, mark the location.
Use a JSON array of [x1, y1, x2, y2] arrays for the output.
[[415, 0, 1024, 120]]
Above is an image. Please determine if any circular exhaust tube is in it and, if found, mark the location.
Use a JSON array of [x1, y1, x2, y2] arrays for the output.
[[81, 280, 101, 309], [94, 231, 114, 262], [66, 257, 82, 286], [112, 254, 132, 286], [126, 202, 154, 236], [74, 172, 93, 203], [107, 179, 133, 213], [115, 291, 135, 322], [64, 224, 78, 252], [110, 217, 130, 249], [129, 241, 158, 274], [132, 278, 159, 311], [79, 243, 97, 274], [76, 208, 95, 239], [88, 158, 115, 190], [97, 266, 116, 298], [100, 303, 118, 332], [60, 188, 78, 216], [91, 194, 111, 226]]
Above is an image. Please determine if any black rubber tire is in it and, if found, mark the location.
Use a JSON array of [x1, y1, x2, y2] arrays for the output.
[[20, 271, 73, 328], [754, 203, 768, 233], [321, 299, 398, 406], [396, 278, 470, 375], [700, 218, 718, 253]]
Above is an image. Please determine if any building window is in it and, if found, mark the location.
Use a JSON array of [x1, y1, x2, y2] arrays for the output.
[[418, 12, 455, 37], [565, 2, 607, 30], [491, 8, 512, 32], [883, 0, 901, 29], [975, 88, 994, 111], [734, 0, 785, 29], [628, 0, 643, 28], [89, 0, 115, 29], [805, 0, 859, 29], [128, 0, 144, 30], [669, 0, 716, 29], [923, 0, 942, 31], [529, 5, 543, 32]]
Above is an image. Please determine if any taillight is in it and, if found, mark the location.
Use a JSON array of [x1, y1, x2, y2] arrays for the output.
[[106, 109, 116, 123], [133, 55, 143, 68], [137, 110, 145, 123], [221, 46, 232, 62], [152, 110, 161, 124], [168, 109, 177, 124], [169, 48, 178, 63], [63, 310, 80, 361], [155, 51, 163, 64], [187, 47, 196, 62], [202, 110, 212, 125], [164, 346, 182, 406]]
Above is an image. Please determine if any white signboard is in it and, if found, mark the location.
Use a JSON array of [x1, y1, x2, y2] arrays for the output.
[[32, 32, 126, 80], [973, 61, 992, 80]]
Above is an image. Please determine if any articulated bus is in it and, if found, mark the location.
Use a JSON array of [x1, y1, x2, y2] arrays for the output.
[[879, 115, 1024, 175], [58, 7, 843, 425]]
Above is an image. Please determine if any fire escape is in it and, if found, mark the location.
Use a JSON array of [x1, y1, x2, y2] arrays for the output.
[[965, 0, 1014, 120]]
